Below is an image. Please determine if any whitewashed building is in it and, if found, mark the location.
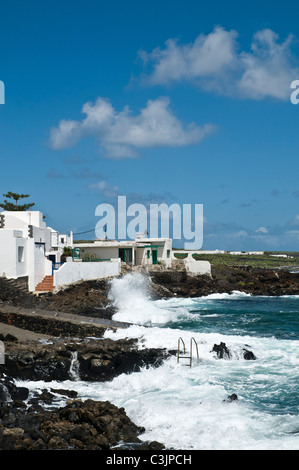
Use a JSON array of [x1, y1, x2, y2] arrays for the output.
[[48, 227, 73, 262], [0, 211, 73, 292], [0, 211, 52, 291], [72, 233, 173, 268], [0, 211, 211, 293]]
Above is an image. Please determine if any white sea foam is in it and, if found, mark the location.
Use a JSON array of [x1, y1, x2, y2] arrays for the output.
[[108, 273, 194, 325], [17, 337, 299, 450], [103, 273, 299, 449], [200, 290, 252, 300]]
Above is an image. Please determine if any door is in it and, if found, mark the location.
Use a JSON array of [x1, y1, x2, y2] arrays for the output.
[[152, 249, 158, 264], [119, 248, 132, 263]]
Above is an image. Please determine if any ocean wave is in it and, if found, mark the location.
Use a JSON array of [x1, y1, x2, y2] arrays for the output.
[[201, 291, 252, 300]]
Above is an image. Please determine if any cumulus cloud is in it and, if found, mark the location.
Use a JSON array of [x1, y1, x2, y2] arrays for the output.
[[88, 180, 119, 199], [139, 26, 239, 91], [203, 215, 299, 250], [138, 26, 299, 100], [49, 96, 215, 158], [288, 214, 299, 226], [238, 29, 298, 100], [256, 226, 268, 233]]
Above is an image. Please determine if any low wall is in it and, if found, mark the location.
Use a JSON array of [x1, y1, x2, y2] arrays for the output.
[[172, 251, 211, 276], [53, 260, 121, 290], [185, 259, 211, 276]]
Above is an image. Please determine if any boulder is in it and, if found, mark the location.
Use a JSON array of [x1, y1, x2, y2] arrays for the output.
[[212, 342, 231, 359]]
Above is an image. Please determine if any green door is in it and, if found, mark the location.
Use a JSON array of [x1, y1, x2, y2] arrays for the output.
[[152, 249, 158, 264]]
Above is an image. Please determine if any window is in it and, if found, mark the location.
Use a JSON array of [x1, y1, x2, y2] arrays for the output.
[[147, 250, 150, 259], [167, 250, 170, 258], [119, 248, 132, 263], [18, 246, 24, 263]]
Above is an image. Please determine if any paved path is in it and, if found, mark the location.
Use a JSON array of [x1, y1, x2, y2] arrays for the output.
[[0, 302, 131, 342]]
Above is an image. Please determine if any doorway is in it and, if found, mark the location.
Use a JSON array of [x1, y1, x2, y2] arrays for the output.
[[119, 248, 132, 263], [152, 249, 158, 264]]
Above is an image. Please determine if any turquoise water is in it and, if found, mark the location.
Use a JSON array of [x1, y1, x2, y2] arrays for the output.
[[154, 294, 299, 417], [160, 294, 299, 340], [17, 274, 299, 450]]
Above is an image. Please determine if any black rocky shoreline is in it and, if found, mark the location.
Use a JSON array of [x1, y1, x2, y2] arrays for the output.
[[1, 265, 299, 450], [0, 306, 173, 450]]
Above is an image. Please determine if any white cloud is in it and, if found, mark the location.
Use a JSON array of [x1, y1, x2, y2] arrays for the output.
[[49, 96, 215, 158], [88, 180, 119, 199], [140, 26, 238, 88], [138, 26, 299, 100], [289, 214, 299, 226], [231, 230, 248, 238], [256, 226, 268, 233], [203, 216, 299, 250], [238, 29, 297, 100]]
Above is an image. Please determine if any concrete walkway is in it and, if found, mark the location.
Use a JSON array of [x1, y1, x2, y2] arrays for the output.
[[0, 302, 131, 343]]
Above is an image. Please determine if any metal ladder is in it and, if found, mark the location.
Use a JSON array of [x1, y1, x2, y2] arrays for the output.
[[177, 337, 199, 367]]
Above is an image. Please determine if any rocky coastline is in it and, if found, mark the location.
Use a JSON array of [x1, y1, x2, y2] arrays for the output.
[[0, 303, 172, 450], [1, 264, 299, 450]]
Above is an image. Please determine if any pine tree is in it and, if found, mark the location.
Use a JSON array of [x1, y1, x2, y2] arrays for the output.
[[0, 192, 35, 211]]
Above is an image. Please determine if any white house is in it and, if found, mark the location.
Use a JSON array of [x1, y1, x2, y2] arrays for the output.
[[0, 211, 53, 291], [0, 211, 73, 292], [0, 211, 211, 293], [72, 233, 173, 268], [48, 227, 73, 263]]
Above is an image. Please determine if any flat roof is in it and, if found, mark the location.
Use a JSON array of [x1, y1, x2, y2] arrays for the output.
[[73, 238, 170, 248]]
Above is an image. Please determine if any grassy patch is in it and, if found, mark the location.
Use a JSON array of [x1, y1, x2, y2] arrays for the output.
[[190, 252, 299, 268]]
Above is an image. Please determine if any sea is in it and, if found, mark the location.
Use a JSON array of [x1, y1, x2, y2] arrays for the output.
[[16, 273, 299, 450]]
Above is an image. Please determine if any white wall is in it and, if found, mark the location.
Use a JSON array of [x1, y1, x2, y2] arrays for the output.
[[0, 230, 25, 278], [28, 242, 52, 291], [185, 258, 211, 276], [161, 239, 172, 267], [3, 211, 46, 229], [0, 211, 72, 291], [172, 251, 211, 276], [0, 227, 52, 291], [79, 246, 119, 260], [53, 260, 121, 290], [32, 225, 51, 251], [135, 239, 172, 267]]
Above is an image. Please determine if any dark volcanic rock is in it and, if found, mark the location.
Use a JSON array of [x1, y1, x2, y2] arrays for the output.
[[0, 277, 115, 319], [1, 337, 173, 382], [212, 342, 231, 359], [211, 342, 256, 360], [0, 381, 163, 450], [223, 393, 238, 403], [149, 266, 299, 298], [243, 348, 256, 360], [0, 310, 108, 339]]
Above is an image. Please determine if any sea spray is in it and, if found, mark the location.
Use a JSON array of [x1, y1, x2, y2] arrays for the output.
[[69, 351, 80, 381], [108, 272, 196, 325]]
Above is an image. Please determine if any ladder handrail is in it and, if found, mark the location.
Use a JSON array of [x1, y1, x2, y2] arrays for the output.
[[177, 337, 186, 362], [190, 337, 199, 367], [177, 337, 199, 367]]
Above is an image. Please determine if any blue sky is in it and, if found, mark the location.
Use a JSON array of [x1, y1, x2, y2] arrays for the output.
[[1, 0, 299, 250]]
